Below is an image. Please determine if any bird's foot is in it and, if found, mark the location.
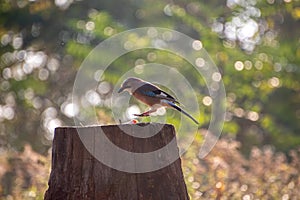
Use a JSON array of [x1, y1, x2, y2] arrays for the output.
[[134, 112, 150, 117]]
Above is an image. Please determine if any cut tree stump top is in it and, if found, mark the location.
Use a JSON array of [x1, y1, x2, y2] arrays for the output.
[[44, 123, 189, 200]]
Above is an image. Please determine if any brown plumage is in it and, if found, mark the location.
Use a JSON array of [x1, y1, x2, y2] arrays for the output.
[[118, 77, 199, 124]]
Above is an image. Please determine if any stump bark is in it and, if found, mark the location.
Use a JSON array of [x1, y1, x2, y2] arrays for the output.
[[44, 123, 189, 200]]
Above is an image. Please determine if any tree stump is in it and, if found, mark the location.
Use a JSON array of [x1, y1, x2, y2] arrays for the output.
[[44, 123, 189, 200]]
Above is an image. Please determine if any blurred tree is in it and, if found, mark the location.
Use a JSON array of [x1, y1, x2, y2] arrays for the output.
[[0, 0, 299, 154], [65, 0, 300, 153], [1, 0, 300, 199]]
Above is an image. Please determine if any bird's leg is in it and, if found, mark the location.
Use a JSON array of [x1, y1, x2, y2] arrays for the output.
[[134, 108, 157, 117], [134, 111, 150, 117]]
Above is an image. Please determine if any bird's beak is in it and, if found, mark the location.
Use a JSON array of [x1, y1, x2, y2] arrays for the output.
[[118, 86, 128, 93]]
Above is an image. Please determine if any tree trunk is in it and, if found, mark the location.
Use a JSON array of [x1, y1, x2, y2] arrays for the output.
[[44, 123, 189, 200]]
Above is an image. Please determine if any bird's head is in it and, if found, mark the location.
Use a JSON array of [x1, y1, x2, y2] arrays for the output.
[[118, 77, 144, 94]]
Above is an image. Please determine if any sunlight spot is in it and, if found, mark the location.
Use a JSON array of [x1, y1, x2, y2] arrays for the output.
[[85, 21, 95, 31], [38, 69, 49, 81], [25, 52, 47, 68], [86, 90, 101, 106], [24, 88, 34, 100], [47, 58, 59, 72], [234, 61, 244, 71], [240, 184, 248, 192], [94, 70, 104, 81], [288, 181, 295, 189], [163, 4, 173, 16], [153, 39, 167, 49], [3, 106, 14, 120], [63, 103, 79, 118], [244, 60, 252, 70], [14, 65, 25, 81], [274, 63, 282, 72], [124, 41, 134, 50], [46, 118, 62, 137], [195, 191, 203, 198], [192, 158, 199, 164], [104, 27, 114, 36], [1, 34, 11, 45], [212, 72, 222, 82], [237, 19, 258, 40], [228, 93, 236, 103], [32, 97, 42, 109], [173, 6, 186, 17], [76, 20, 85, 29], [135, 58, 145, 65], [98, 81, 111, 95], [188, 176, 194, 182], [192, 182, 200, 189], [16, 50, 26, 61], [268, 77, 280, 88], [55, 0, 68, 6], [126, 105, 140, 119], [282, 194, 289, 200], [226, 0, 239, 8], [55, 0, 72, 9], [247, 111, 259, 121], [192, 40, 203, 50], [259, 53, 268, 62], [5, 94, 15, 106], [28, 190, 36, 198], [224, 22, 237, 40], [202, 96, 212, 106], [2, 68, 12, 79], [147, 27, 158, 38], [0, 81, 10, 91], [44, 107, 57, 118], [212, 21, 223, 34], [242, 194, 251, 200], [210, 82, 220, 91], [13, 37, 23, 49], [134, 65, 144, 74], [147, 52, 157, 61], [255, 61, 263, 70], [223, 40, 236, 49], [215, 182, 223, 189], [252, 81, 261, 88], [234, 108, 245, 117], [195, 57, 205, 67], [88, 9, 98, 18]]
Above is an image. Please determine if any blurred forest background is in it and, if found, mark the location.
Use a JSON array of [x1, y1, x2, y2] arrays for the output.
[[0, 0, 300, 199]]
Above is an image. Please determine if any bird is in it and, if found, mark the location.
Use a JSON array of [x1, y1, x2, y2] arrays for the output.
[[118, 77, 199, 125]]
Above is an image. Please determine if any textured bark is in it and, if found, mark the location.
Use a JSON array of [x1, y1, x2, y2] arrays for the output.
[[44, 123, 189, 200]]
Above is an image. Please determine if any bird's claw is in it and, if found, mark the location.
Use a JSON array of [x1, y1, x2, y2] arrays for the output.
[[134, 113, 150, 117]]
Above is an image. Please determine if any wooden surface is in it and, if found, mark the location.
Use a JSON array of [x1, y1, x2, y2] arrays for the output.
[[44, 123, 189, 200]]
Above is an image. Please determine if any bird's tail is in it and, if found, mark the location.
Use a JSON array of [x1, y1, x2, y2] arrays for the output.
[[167, 101, 199, 125]]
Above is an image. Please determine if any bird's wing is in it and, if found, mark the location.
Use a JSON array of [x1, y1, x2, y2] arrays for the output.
[[135, 83, 179, 104]]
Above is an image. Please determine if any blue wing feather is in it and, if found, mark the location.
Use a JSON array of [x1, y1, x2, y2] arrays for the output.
[[136, 83, 179, 103], [142, 90, 157, 97]]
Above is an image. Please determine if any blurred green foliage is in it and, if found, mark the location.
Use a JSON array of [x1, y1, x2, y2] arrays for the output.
[[0, 0, 299, 199]]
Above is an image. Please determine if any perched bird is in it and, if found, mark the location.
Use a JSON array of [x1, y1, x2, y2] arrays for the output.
[[118, 77, 199, 125]]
